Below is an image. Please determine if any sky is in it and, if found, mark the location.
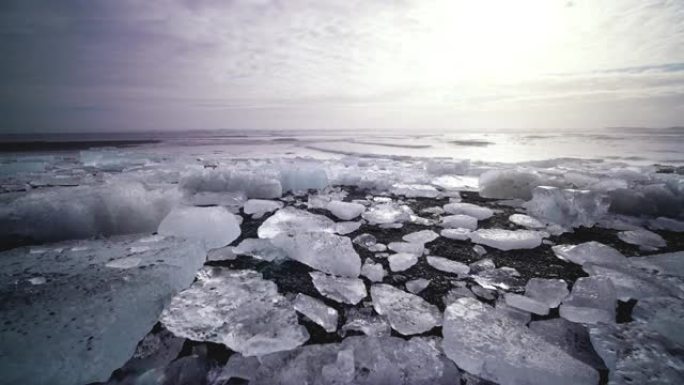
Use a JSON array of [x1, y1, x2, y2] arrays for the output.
[[0, 0, 683, 133]]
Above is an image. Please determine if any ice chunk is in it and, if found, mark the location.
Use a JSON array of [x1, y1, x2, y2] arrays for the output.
[[272, 232, 361, 277], [524, 186, 609, 229], [233, 238, 287, 261], [582, 263, 680, 301], [632, 296, 684, 347], [471, 284, 497, 301], [473, 267, 524, 291], [216, 353, 261, 383], [647, 216, 684, 232], [559, 277, 616, 324], [243, 199, 283, 217], [551, 241, 627, 267], [371, 284, 442, 335], [432, 174, 478, 191], [326, 200, 365, 220], [185, 190, 247, 207], [440, 214, 478, 230], [251, 336, 453, 385], [257, 207, 337, 238], [629, 250, 684, 277], [352, 233, 378, 249], [293, 293, 339, 333], [472, 244, 487, 255], [340, 308, 391, 337], [440, 228, 471, 240], [617, 228, 666, 249], [160, 268, 309, 356], [528, 318, 606, 370], [468, 229, 543, 250], [406, 278, 431, 294], [509, 213, 545, 229], [388, 253, 419, 272], [360, 260, 386, 282], [180, 168, 283, 199], [504, 293, 550, 316], [443, 202, 493, 220], [362, 202, 413, 225], [525, 278, 569, 308], [0, 235, 206, 385], [402, 229, 439, 244], [310, 272, 367, 305], [390, 183, 439, 198], [158, 206, 241, 250], [279, 163, 329, 193], [206, 245, 237, 261], [334, 220, 363, 235], [469, 258, 495, 274], [387, 241, 424, 254], [442, 298, 598, 385], [479, 168, 542, 200], [427, 256, 470, 275], [443, 287, 476, 306]]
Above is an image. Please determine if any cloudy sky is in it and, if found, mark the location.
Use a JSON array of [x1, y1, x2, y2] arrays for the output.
[[1, 0, 683, 133]]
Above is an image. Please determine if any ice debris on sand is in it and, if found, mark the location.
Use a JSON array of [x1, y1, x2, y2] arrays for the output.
[[160, 267, 309, 357], [310, 272, 367, 305], [427, 256, 470, 275], [552, 241, 627, 267], [559, 276, 617, 324], [371, 284, 442, 335], [326, 200, 365, 220], [402, 229, 439, 244], [293, 293, 339, 333], [443, 202, 494, 220], [468, 229, 544, 251], [271, 231, 361, 277], [388, 253, 419, 272], [524, 186, 609, 229]]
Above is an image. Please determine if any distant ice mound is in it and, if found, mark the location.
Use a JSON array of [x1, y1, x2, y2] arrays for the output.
[[0, 182, 180, 244]]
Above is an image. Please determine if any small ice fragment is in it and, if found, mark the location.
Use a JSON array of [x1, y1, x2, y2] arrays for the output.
[[310, 272, 367, 305], [559, 277, 616, 324], [360, 260, 386, 282], [326, 200, 365, 220], [617, 228, 666, 249], [370, 284, 441, 335], [105, 257, 142, 269], [440, 214, 478, 230], [233, 238, 286, 262], [525, 278, 569, 308], [443, 202, 494, 220], [509, 214, 545, 229], [426, 256, 469, 275], [293, 293, 339, 333], [339, 308, 391, 337], [524, 186, 609, 229], [551, 241, 626, 267], [28, 276, 46, 285], [361, 203, 412, 225], [472, 244, 487, 256], [402, 229, 439, 244], [390, 183, 439, 198], [469, 229, 543, 250], [388, 253, 419, 272], [387, 242, 424, 255], [158, 206, 241, 249], [243, 199, 283, 216], [405, 278, 431, 294], [469, 258, 495, 274], [504, 293, 550, 316], [272, 232, 361, 277], [440, 228, 471, 240], [352, 233, 377, 248], [257, 207, 337, 238]]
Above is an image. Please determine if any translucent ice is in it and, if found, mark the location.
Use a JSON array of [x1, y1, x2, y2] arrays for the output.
[[405, 278, 431, 294], [442, 298, 598, 385], [524, 278, 569, 308], [473, 267, 525, 291], [243, 199, 283, 217], [0, 235, 206, 385], [552, 241, 627, 267], [440, 228, 472, 240], [387, 241, 424, 255], [402, 229, 439, 244], [361, 202, 413, 225], [340, 308, 391, 337], [157, 206, 241, 250], [233, 238, 287, 262], [390, 183, 439, 198], [468, 229, 543, 250], [509, 213, 545, 229], [293, 293, 339, 333], [617, 228, 667, 249], [388, 253, 419, 272], [310, 272, 367, 305], [479, 168, 543, 200], [504, 293, 550, 316], [427, 256, 470, 275], [559, 276, 617, 324], [180, 168, 283, 199], [360, 259, 386, 282], [272, 232, 361, 277], [524, 186, 609, 229], [528, 318, 605, 370], [160, 267, 309, 357], [440, 214, 478, 230], [371, 284, 442, 335], [326, 200, 365, 220], [257, 207, 337, 238], [443, 202, 494, 220]]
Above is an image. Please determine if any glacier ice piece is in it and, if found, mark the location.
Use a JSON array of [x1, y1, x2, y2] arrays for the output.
[[0, 235, 206, 385], [352, 233, 378, 249], [473, 267, 524, 291], [279, 163, 329, 193], [360, 260, 386, 282], [390, 183, 439, 198], [559, 277, 617, 324], [293, 293, 339, 333], [443, 202, 494, 220], [551, 241, 626, 267], [340, 308, 391, 337], [582, 262, 680, 301], [442, 298, 598, 385], [257, 207, 337, 238], [402, 229, 439, 244], [440, 228, 471, 240], [160, 267, 309, 357], [524, 186, 609, 229], [524, 278, 569, 308], [310, 272, 367, 305], [440, 214, 478, 230], [180, 168, 283, 199], [361, 202, 413, 225], [528, 318, 605, 370], [468, 229, 543, 250], [243, 199, 283, 216], [272, 231, 361, 277], [233, 238, 287, 261], [326, 200, 365, 220], [504, 293, 550, 316], [371, 284, 442, 335], [472, 244, 487, 255], [405, 278, 431, 294], [617, 228, 666, 249], [157, 206, 241, 249], [469, 258, 495, 274], [388, 253, 419, 272], [387, 241, 424, 255], [509, 213, 545, 229], [427, 256, 470, 275]]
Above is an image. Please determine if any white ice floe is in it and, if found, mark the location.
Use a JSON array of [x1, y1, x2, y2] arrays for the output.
[[468, 229, 543, 250], [442, 298, 598, 385], [524, 278, 569, 308], [617, 228, 666, 249], [360, 260, 386, 282], [552, 241, 627, 267], [440, 228, 471, 240], [387, 241, 424, 255], [233, 238, 287, 262], [440, 214, 478, 230], [257, 207, 337, 238], [310, 272, 367, 305], [390, 183, 439, 198], [272, 232, 361, 277], [443, 202, 494, 220], [161, 268, 308, 357], [371, 284, 442, 335], [243, 199, 283, 217], [158, 206, 241, 249], [0, 235, 206, 385], [293, 293, 339, 333], [405, 278, 431, 294], [524, 186, 609, 229], [326, 200, 365, 220], [361, 202, 413, 225], [427, 256, 470, 275], [509, 213, 545, 229], [402, 229, 439, 244], [559, 276, 617, 324], [388, 253, 419, 272]]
